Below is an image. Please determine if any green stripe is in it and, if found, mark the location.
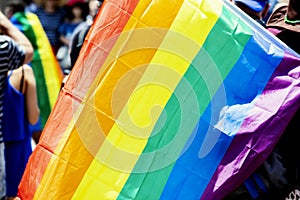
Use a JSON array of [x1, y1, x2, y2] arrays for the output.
[[117, 6, 252, 200], [30, 59, 52, 126]]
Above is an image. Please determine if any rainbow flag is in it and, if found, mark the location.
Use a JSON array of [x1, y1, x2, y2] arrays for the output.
[[18, 0, 300, 199], [10, 12, 63, 127]]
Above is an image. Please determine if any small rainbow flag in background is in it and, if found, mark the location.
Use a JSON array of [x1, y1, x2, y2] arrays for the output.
[[18, 0, 300, 199], [10, 12, 63, 128]]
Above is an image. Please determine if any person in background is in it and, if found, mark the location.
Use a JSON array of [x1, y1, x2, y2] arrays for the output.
[[57, 0, 89, 72], [232, 0, 270, 26], [73, 0, 102, 33], [59, 0, 102, 78], [59, 0, 88, 47], [267, 0, 300, 54], [0, 10, 34, 200], [33, 0, 66, 54], [3, 64, 39, 200], [67, 0, 102, 72], [23, 0, 37, 13]]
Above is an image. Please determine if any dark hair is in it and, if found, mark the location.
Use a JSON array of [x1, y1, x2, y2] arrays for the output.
[[65, 2, 89, 21], [7, 2, 25, 14], [23, 0, 33, 5]]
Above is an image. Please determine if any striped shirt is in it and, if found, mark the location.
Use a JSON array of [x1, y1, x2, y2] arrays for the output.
[[0, 35, 25, 142]]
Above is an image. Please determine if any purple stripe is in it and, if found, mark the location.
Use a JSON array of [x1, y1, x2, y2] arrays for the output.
[[201, 52, 300, 199]]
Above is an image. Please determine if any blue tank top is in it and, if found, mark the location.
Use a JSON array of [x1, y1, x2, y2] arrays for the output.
[[3, 71, 31, 141]]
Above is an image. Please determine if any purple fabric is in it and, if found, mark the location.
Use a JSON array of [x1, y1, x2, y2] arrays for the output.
[[201, 53, 300, 199]]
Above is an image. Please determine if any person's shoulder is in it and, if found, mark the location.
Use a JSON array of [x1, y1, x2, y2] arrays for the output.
[[22, 64, 35, 81], [23, 64, 34, 74]]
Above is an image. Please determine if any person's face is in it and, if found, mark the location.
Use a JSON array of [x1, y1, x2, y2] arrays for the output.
[[72, 6, 83, 18]]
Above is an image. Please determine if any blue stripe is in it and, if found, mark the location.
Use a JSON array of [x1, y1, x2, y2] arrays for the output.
[[159, 32, 284, 199]]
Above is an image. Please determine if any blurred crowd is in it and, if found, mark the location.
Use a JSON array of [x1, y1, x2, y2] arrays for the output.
[[3, 0, 101, 74]]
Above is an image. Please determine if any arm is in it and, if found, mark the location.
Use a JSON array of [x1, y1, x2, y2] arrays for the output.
[[0, 11, 33, 64], [59, 35, 70, 46], [24, 65, 40, 125]]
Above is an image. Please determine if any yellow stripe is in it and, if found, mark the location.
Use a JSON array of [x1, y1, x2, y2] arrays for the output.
[[72, 0, 222, 199], [27, 13, 62, 108]]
